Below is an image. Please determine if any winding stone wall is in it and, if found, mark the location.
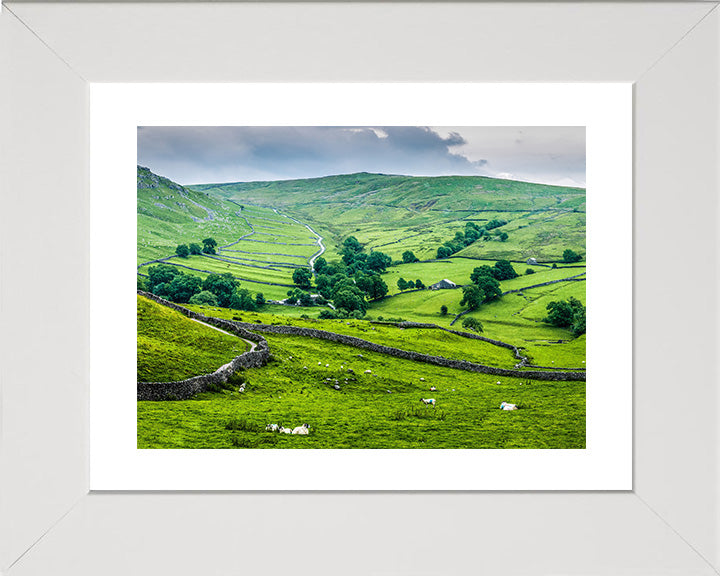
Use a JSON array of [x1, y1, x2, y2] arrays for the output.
[[226, 320, 585, 382], [137, 292, 271, 400]]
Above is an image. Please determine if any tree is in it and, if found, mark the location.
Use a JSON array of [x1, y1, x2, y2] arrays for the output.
[[545, 297, 585, 329], [440, 305, 448, 316], [202, 237, 218, 255], [498, 232, 509, 242], [493, 260, 518, 280], [292, 268, 313, 289], [340, 236, 364, 265], [459, 285, 483, 310], [314, 256, 327, 274], [436, 246, 453, 259], [397, 278, 408, 291], [462, 317, 484, 332], [175, 244, 190, 258], [471, 273, 502, 303], [367, 275, 389, 300], [563, 249, 582, 263], [166, 274, 202, 303], [147, 264, 181, 290], [366, 251, 392, 273], [572, 306, 586, 336], [189, 290, 218, 306], [188, 243, 202, 255], [414, 279, 425, 289], [525, 268, 535, 275], [407, 280, 415, 289], [298, 292, 315, 307], [202, 273, 239, 307], [552, 263, 558, 269], [255, 292, 266, 307], [229, 288, 257, 311], [402, 250, 419, 263], [470, 265, 496, 284], [333, 288, 366, 316]]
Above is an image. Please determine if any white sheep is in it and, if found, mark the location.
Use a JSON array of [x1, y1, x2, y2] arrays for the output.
[[325, 364, 329, 367], [430, 386, 437, 391], [365, 369, 372, 374], [292, 423, 310, 435], [279, 426, 292, 434], [420, 398, 436, 406], [265, 423, 279, 432], [500, 402, 518, 411], [420, 378, 425, 382]]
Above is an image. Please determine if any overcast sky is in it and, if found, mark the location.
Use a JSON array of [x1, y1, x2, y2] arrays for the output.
[[138, 126, 585, 188]]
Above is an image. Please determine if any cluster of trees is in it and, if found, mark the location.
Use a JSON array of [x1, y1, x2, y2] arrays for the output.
[[562, 249, 583, 263], [544, 297, 586, 336], [436, 222, 485, 259], [459, 260, 516, 311], [435, 221, 509, 259], [175, 238, 218, 258], [297, 237, 393, 317], [470, 260, 518, 282], [402, 250, 419, 263], [143, 264, 262, 311], [397, 278, 425, 291], [339, 236, 392, 275]]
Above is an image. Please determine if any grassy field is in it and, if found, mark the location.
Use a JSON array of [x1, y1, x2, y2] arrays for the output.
[[185, 304, 519, 369], [138, 332, 585, 449], [137, 295, 248, 382]]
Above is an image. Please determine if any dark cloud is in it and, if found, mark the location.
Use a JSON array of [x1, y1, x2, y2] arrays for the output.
[[137, 126, 584, 187]]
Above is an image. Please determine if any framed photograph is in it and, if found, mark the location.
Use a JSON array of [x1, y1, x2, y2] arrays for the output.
[[90, 83, 631, 491], [2, 2, 718, 574]]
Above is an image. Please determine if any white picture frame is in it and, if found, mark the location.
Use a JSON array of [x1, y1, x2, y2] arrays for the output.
[[2, 2, 718, 574]]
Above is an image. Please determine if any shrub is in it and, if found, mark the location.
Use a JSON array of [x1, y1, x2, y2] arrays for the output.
[[440, 305, 448, 316], [563, 249, 582, 263], [189, 290, 218, 306], [462, 317, 484, 332], [525, 268, 535, 275]]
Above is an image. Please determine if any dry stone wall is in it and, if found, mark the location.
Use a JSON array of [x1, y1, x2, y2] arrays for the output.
[[137, 292, 270, 400]]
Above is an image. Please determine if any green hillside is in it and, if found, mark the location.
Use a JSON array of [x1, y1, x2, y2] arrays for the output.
[[192, 172, 585, 261], [137, 295, 247, 382], [137, 166, 252, 264]]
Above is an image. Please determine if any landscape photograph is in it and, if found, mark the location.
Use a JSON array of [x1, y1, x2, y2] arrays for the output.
[[136, 126, 587, 449]]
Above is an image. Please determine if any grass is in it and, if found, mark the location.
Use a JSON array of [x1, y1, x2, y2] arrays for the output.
[[185, 304, 519, 368], [137, 295, 247, 382], [138, 332, 585, 449]]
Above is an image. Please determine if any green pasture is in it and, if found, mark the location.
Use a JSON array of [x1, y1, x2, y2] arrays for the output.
[[137, 295, 247, 382], [185, 304, 519, 368], [138, 332, 585, 449]]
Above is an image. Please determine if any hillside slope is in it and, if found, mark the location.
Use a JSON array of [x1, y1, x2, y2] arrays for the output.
[[191, 172, 585, 261], [137, 166, 252, 264]]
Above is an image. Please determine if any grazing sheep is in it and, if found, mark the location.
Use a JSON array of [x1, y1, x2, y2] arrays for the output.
[[430, 386, 437, 391], [318, 362, 322, 365], [420, 378, 425, 382], [500, 402, 518, 411], [333, 384, 340, 390], [265, 423, 279, 432], [238, 386, 245, 393], [496, 381, 501, 385], [325, 364, 330, 367], [292, 423, 310, 435], [365, 369, 372, 374], [420, 398, 436, 406], [279, 426, 292, 434]]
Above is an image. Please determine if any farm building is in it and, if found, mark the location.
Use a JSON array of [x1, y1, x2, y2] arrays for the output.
[[526, 257, 538, 265], [430, 279, 457, 290]]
